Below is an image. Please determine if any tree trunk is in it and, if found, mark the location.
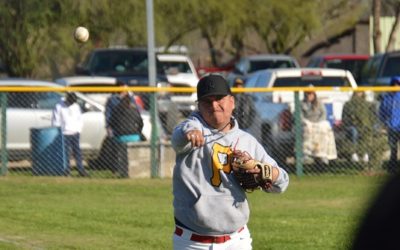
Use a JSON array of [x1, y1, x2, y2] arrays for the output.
[[202, 30, 218, 67], [386, 4, 400, 52], [372, 0, 382, 53]]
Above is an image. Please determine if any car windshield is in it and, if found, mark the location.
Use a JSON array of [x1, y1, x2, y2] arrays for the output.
[[90, 51, 148, 75], [8, 92, 62, 109], [381, 56, 400, 77], [272, 77, 350, 87], [88, 51, 164, 76], [249, 60, 295, 73], [325, 59, 367, 81]]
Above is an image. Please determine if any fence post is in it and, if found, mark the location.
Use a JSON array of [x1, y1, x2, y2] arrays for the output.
[[294, 91, 303, 176], [0, 92, 7, 176], [146, 0, 159, 178], [149, 93, 159, 178]]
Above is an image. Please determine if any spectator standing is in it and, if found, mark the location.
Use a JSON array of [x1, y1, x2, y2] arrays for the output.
[[342, 91, 374, 163], [171, 74, 289, 249], [379, 76, 400, 173], [108, 94, 144, 177], [105, 81, 137, 138], [232, 77, 255, 129], [103, 81, 143, 177], [301, 90, 337, 165], [52, 92, 88, 177]]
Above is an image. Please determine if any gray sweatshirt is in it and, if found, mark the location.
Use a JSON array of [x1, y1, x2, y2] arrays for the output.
[[172, 112, 289, 235]]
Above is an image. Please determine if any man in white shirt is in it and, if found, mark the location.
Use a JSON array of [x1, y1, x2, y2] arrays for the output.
[[52, 92, 88, 177]]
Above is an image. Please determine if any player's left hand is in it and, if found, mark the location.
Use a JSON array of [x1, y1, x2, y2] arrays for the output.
[[231, 150, 274, 191], [186, 130, 205, 148]]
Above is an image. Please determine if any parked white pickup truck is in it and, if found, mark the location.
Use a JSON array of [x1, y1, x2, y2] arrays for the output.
[[243, 68, 365, 166], [244, 68, 370, 126]]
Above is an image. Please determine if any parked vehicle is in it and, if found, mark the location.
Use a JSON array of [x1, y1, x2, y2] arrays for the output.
[[226, 54, 300, 84], [243, 68, 360, 165], [245, 68, 360, 125], [0, 79, 107, 161], [157, 53, 199, 116], [75, 47, 170, 107], [75, 48, 167, 85], [359, 50, 400, 86], [196, 65, 234, 78], [306, 54, 369, 83], [55, 76, 118, 106], [75, 47, 178, 134], [54, 76, 152, 140]]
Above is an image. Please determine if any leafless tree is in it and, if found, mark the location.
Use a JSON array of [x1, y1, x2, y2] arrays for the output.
[[385, 0, 400, 51], [372, 0, 382, 53]]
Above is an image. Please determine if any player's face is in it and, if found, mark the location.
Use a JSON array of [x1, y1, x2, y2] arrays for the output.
[[198, 95, 235, 131]]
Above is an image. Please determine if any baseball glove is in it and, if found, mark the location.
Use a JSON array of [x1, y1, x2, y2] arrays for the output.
[[231, 150, 273, 191]]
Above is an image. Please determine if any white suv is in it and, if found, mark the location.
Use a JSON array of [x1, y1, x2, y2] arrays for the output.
[[157, 54, 199, 116]]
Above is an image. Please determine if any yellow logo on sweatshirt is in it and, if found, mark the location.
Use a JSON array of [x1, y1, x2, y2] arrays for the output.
[[210, 143, 232, 186]]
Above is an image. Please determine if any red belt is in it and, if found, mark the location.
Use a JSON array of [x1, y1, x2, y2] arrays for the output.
[[175, 226, 244, 244]]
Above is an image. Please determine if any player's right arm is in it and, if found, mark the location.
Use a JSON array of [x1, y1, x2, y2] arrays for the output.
[[171, 118, 204, 153]]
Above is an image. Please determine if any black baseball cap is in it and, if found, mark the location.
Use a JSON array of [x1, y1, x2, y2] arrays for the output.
[[197, 74, 232, 100]]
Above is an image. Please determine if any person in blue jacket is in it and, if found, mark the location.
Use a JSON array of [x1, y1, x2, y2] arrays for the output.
[[379, 76, 400, 173]]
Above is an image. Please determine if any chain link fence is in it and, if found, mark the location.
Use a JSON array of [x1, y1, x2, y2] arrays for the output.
[[0, 87, 397, 178]]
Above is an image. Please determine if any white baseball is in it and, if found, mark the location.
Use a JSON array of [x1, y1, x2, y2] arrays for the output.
[[74, 26, 89, 43]]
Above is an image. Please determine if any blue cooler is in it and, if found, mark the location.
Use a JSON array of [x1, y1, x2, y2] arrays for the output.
[[30, 127, 67, 176]]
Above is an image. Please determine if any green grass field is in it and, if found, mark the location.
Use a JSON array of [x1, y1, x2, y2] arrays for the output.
[[0, 175, 389, 250]]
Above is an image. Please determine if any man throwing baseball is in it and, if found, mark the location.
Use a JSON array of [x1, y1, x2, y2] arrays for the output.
[[171, 74, 289, 249]]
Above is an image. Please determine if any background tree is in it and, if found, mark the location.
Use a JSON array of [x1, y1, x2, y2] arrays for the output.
[[382, 0, 400, 52], [156, 0, 251, 67], [385, 1, 400, 52], [48, 0, 147, 78], [249, 0, 320, 55], [371, 0, 400, 53], [0, 0, 63, 77], [155, 0, 197, 50], [372, 0, 382, 53], [0, 0, 378, 78], [299, 0, 367, 59]]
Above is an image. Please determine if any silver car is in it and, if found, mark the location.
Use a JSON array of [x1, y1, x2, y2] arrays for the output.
[[0, 79, 106, 161]]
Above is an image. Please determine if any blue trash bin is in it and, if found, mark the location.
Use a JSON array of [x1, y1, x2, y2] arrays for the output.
[[30, 127, 67, 176]]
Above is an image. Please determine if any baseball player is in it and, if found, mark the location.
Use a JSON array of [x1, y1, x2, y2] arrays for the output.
[[171, 74, 289, 249]]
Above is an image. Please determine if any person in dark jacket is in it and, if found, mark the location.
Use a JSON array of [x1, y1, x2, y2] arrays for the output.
[[342, 91, 375, 163], [379, 76, 400, 173], [109, 94, 144, 140], [107, 94, 144, 178], [105, 81, 138, 137]]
